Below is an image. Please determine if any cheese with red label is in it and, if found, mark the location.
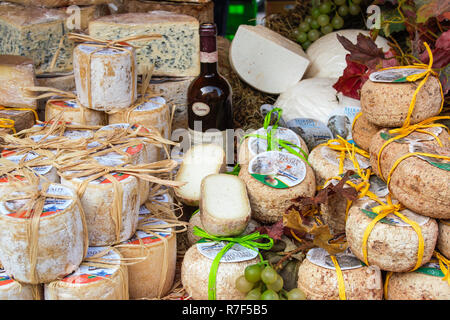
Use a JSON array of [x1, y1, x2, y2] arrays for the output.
[[45, 99, 106, 126], [0, 266, 43, 300]]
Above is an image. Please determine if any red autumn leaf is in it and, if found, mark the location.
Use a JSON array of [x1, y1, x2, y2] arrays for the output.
[[333, 55, 369, 100], [416, 0, 450, 23], [336, 33, 386, 69], [255, 219, 285, 240]]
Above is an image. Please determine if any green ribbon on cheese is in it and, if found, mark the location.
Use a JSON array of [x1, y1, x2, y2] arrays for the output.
[[192, 226, 273, 300]]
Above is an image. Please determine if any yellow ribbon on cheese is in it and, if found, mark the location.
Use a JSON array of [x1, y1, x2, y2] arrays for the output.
[[330, 255, 346, 300]]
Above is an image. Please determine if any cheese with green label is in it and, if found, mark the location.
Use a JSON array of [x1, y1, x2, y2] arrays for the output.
[[88, 11, 200, 76], [0, 266, 43, 300]]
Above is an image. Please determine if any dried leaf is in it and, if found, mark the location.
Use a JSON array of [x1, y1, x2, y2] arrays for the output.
[[311, 224, 348, 256], [415, 0, 450, 23], [255, 219, 285, 240], [337, 33, 386, 69]]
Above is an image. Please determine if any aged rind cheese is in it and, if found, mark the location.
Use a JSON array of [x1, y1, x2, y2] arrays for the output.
[[0, 55, 37, 110], [0, 108, 36, 133], [0, 3, 73, 75], [199, 174, 251, 237], [0, 183, 87, 284], [346, 198, 438, 272], [230, 24, 310, 94], [88, 11, 200, 76], [44, 246, 129, 300], [45, 99, 106, 126], [60, 170, 140, 246], [36, 74, 76, 92], [351, 113, 383, 152], [73, 43, 137, 111], [115, 216, 176, 299], [181, 243, 260, 300], [174, 144, 226, 207], [438, 220, 450, 259], [6, 0, 114, 7], [0, 266, 43, 300], [297, 248, 383, 300]]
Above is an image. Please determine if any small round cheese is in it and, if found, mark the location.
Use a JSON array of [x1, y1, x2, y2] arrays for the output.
[[351, 113, 383, 152], [45, 99, 106, 126], [438, 220, 450, 259], [0, 266, 43, 300]]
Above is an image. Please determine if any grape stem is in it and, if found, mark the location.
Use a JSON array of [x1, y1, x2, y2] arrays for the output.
[[274, 241, 315, 271]]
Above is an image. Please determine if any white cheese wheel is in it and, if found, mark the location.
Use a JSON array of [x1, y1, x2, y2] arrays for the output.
[[230, 24, 310, 94], [181, 243, 260, 300], [44, 246, 129, 300], [45, 99, 106, 126], [73, 43, 137, 111], [438, 220, 450, 259], [115, 216, 176, 299], [346, 198, 438, 272], [297, 248, 383, 300], [61, 171, 140, 246], [305, 29, 391, 79], [0, 183, 87, 284], [0, 266, 43, 300]]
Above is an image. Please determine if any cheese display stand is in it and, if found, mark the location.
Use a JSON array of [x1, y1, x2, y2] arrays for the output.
[[0, 0, 449, 306]]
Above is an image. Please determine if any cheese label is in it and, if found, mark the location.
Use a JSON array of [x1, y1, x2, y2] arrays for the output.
[[62, 247, 120, 284], [192, 102, 210, 117], [124, 218, 172, 245], [286, 118, 334, 151], [414, 259, 445, 278], [4, 151, 53, 176], [196, 241, 258, 263], [307, 247, 363, 271], [63, 129, 94, 140], [380, 127, 443, 144], [368, 175, 389, 198], [0, 268, 14, 286], [135, 96, 166, 111], [248, 127, 302, 157], [321, 143, 371, 170], [97, 124, 144, 156], [361, 201, 430, 227], [0, 175, 25, 183], [408, 142, 450, 172], [248, 151, 306, 189], [51, 100, 79, 109], [369, 68, 426, 83]]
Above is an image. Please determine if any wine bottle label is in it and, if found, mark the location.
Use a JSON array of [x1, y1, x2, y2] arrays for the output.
[[192, 102, 211, 116], [200, 51, 218, 63]]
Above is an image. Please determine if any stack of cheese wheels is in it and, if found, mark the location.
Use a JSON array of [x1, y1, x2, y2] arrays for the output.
[[0, 183, 87, 284], [369, 128, 450, 219], [0, 265, 43, 300], [351, 113, 383, 152], [297, 247, 383, 300], [385, 258, 450, 300], [438, 220, 450, 258], [45, 99, 106, 126], [238, 126, 309, 166], [73, 43, 137, 112], [239, 150, 316, 224], [345, 197, 438, 272], [44, 246, 129, 300], [115, 208, 177, 299]]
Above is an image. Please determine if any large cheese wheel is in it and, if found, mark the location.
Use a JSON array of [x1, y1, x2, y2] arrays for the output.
[[305, 29, 391, 79], [44, 246, 129, 300], [181, 243, 260, 300], [238, 151, 316, 224], [351, 113, 383, 152], [360, 76, 442, 127], [369, 128, 450, 219], [0, 266, 43, 300], [115, 216, 176, 299], [45, 99, 106, 126], [346, 198, 438, 272], [438, 220, 450, 259], [61, 171, 140, 246], [0, 183, 87, 284], [297, 248, 383, 300], [73, 43, 137, 111]]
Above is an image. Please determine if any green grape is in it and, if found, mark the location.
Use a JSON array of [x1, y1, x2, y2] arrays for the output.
[[352, 0, 362, 4], [304, 15, 313, 25], [298, 21, 310, 33], [287, 288, 307, 300], [245, 288, 261, 300], [319, 1, 332, 14], [309, 19, 320, 29], [321, 24, 334, 34], [349, 3, 361, 15], [266, 275, 284, 292], [331, 15, 344, 29], [307, 29, 321, 42], [296, 31, 308, 43], [317, 14, 330, 27], [337, 4, 349, 16], [334, 0, 346, 5], [236, 275, 254, 293], [302, 40, 312, 50], [261, 289, 279, 300], [261, 266, 278, 285], [244, 264, 262, 283], [311, 7, 321, 18]]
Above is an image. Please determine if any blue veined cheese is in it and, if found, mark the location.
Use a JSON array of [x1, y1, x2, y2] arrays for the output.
[[0, 2, 73, 75], [88, 11, 200, 77]]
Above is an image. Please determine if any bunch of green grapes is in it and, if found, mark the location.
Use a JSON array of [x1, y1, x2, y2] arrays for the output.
[[294, 0, 362, 50], [235, 263, 307, 300]]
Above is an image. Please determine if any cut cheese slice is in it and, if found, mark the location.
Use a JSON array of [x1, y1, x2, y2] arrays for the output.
[[0, 108, 36, 133], [230, 24, 310, 94], [36, 73, 76, 92], [200, 174, 251, 237], [45, 99, 106, 126], [0, 266, 43, 300]]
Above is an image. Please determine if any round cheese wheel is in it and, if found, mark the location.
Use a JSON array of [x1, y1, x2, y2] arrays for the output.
[[73, 44, 137, 111], [0, 266, 43, 300], [369, 128, 450, 219], [61, 171, 140, 246], [45, 99, 106, 126], [44, 247, 129, 300], [181, 243, 260, 300], [0, 183, 87, 284], [351, 113, 383, 152], [346, 198, 438, 272], [360, 76, 442, 127], [238, 151, 316, 224], [438, 220, 450, 259], [115, 217, 176, 299], [305, 29, 391, 79], [297, 248, 383, 300]]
